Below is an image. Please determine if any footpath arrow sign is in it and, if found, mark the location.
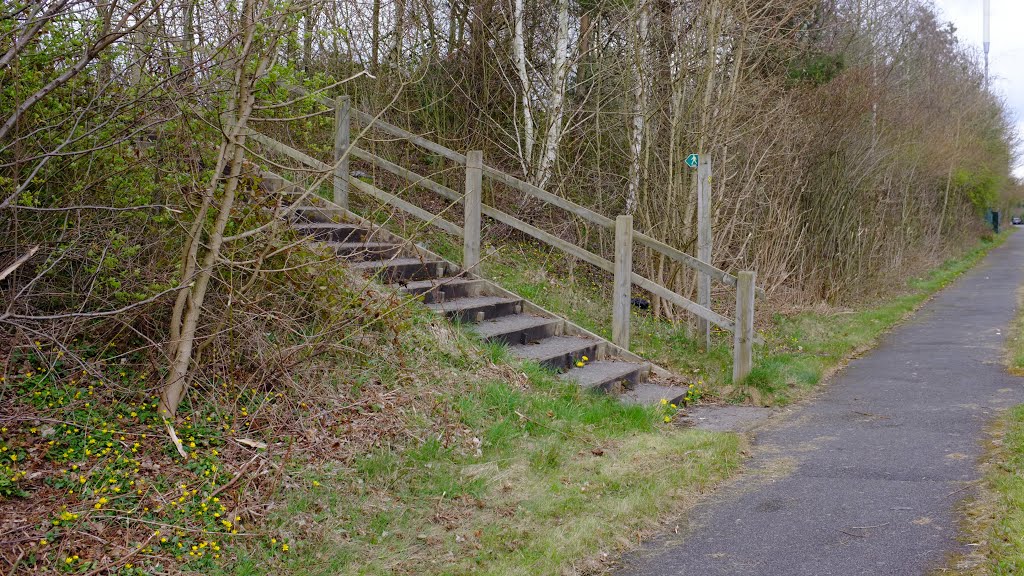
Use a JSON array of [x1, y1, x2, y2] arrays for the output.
[[685, 153, 699, 169]]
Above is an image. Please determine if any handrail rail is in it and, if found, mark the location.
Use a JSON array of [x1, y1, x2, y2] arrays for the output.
[[247, 129, 464, 237], [254, 85, 765, 377], [248, 127, 742, 333], [281, 84, 762, 296], [347, 142, 738, 331], [249, 94, 765, 370]]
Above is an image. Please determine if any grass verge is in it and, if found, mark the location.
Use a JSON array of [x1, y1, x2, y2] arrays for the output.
[[950, 406, 1024, 575], [949, 253, 1024, 575], [467, 230, 1013, 406], [1007, 285, 1024, 375]]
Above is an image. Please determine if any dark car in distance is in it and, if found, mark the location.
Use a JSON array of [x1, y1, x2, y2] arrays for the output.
[[1013, 216, 1023, 225]]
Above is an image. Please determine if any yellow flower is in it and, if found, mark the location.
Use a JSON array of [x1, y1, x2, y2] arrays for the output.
[[282, 544, 289, 552], [575, 361, 584, 367], [581, 356, 589, 362], [664, 416, 672, 423], [659, 398, 668, 405], [39, 539, 48, 546]]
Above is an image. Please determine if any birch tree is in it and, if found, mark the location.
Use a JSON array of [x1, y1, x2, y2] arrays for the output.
[[625, 0, 650, 215]]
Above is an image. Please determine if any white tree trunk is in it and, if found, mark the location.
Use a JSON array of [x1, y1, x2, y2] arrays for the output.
[[534, 0, 569, 189], [625, 0, 649, 215], [513, 0, 535, 175]]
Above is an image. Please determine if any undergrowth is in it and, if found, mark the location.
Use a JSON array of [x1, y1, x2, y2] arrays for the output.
[[1, 299, 741, 575]]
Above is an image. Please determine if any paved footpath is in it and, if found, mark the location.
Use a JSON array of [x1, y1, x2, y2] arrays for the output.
[[619, 231, 1024, 576]]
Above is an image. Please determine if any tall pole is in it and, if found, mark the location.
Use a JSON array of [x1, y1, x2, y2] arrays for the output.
[[463, 151, 483, 272], [696, 155, 712, 350], [612, 215, 633, 351], [983, 0, 990, 88]]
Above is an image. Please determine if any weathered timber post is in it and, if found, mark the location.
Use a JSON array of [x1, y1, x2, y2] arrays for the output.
[[333, 96, 351, 208], [463, 150, 483, 271], [613, 215, 633, 350], [696, 155, 712, 349], [733, 270, 755, 383]]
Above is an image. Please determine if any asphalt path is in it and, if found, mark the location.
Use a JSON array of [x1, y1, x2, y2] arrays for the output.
[[618, 231, 1024, 575]]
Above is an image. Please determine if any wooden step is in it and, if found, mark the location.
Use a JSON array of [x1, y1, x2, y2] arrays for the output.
[[470, 313, 561, 346], [350, 257, 447, 282], [559, 360, 645, 394], [398, 277, 486, 303], [295, 222, 366, 243], [621, 383, 689, 406], [508, 336, 601, 372], [328, 241, 404, 261], [289, 206, 347, 224], [426, 296, 522, 323]]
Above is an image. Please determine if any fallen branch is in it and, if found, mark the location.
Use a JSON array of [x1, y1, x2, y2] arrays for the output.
[[162, 417, 187, 458], [210, 454, 261, 499], [0, 245, 39, 282]]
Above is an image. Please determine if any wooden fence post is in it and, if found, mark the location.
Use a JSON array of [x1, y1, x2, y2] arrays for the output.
[[333, 96, 350, 208], [463, 150, 483, 271], [696, 155, 712, 349], [613, 215, 633, 350], [733, 270, 755, 384]]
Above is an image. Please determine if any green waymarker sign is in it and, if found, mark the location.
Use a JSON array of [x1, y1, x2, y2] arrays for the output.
[[686, 154, 699, 168]]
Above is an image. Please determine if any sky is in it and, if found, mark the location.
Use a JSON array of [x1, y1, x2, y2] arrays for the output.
[[931, 0, 1024, 178]]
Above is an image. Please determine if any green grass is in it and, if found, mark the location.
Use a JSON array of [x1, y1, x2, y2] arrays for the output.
[[1007, 286, 1024, 374], [464, 231, 1014, 406], [218, 355, 741, 576], [951, 405, 1024, 575], [2, 308, 742, 576], [986, 406, 1024, 574]]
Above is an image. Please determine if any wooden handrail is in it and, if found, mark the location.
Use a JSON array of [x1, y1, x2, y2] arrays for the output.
[[350, 109, 467, 164], [280, 83, 762, 295], [248, 129, 463, 237], [479, 165, 614, 228], [257, 85, 764, 376], [348, 143, 741, 333], [247, 130, 331, 171]]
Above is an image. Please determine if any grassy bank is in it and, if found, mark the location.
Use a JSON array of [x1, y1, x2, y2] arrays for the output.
[[466, 230, 1013, 405], [0, 304, 742, 575], [222, 342, 743, 576]]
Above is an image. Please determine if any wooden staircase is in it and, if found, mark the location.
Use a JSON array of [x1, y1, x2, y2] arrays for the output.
[[288, 204, 685, 400], [244, 87, 763, 402]]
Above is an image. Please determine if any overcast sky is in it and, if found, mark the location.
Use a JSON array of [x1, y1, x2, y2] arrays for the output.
[[931, 0, 1024, 177]]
